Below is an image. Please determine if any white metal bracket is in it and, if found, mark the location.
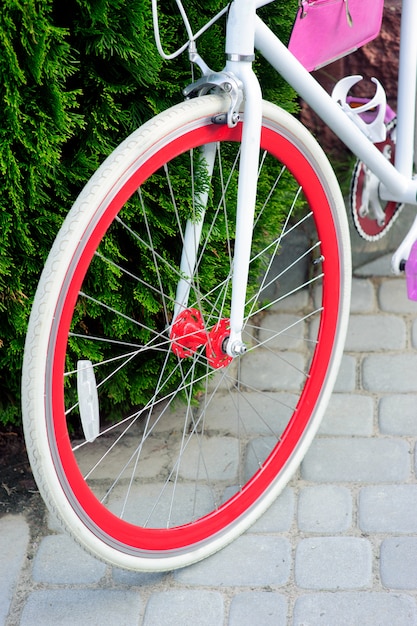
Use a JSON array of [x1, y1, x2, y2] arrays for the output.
[[332, 75, 387, 143]]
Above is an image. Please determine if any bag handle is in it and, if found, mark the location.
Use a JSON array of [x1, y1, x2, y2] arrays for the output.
[[345, 0, 353, 27], [299, 0, 353, 27]]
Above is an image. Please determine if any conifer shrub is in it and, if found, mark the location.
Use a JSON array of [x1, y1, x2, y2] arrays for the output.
[[0, 0, 297, 425]]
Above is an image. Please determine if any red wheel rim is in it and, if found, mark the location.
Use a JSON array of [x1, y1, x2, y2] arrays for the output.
[[48, 119, 342, 552]]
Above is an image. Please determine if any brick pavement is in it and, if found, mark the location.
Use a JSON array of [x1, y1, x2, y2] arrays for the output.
[[3, 263, 417, 625]]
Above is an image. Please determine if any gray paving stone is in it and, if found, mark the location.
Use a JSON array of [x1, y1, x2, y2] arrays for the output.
[[205, 391, 297, 435], [362, 354, 417, 393], [355, 254, 393, 277], [380, 537, 417, 589], [298, 486, 352, 533], [32, 534, 107, 584], [359, 485, 417, 533], [333, 355, 357, 392], [311, 329, 357, 393], [20, 589, 142, 626], [350, 278, 375, 313], [293, 592, 417, 625], [414, 443, 417, 477], [301, 437, 410, 483], [177, 437, 239, 481], [245, 436, 277, 479], [379, 278, 417, 313], [174, 536, 291, 587], [240, 349, 305, 392], [76, 433, 170, 480], [0, 515, 29, 625], [109, 481, 215, 529], [143, 591, 223, 626], [272, 289, 308, 312], [345, 314, 406, 352], [112, 567, 166, 586], [248, 487, 294, 533], [228, 592, 287, 625], [294, 537, 372, 589], [258, 312, 305, 350], [379, 394, 417, 435], [46, 511, 64, 533], [319, 393, 374, 436]]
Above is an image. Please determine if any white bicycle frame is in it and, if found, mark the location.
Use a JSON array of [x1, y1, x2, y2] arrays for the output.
[[254, 0, 417, 274], [173, 0, 417, 356]]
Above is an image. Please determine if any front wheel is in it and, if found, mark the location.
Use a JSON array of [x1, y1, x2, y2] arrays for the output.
[[22, 95, 351, 571]]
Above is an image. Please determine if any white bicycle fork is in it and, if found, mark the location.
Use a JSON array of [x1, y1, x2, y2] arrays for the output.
[[174, 0, 262, 358]]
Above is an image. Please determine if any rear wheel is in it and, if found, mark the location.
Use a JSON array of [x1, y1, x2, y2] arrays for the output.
[[22, 96, 351, 571]]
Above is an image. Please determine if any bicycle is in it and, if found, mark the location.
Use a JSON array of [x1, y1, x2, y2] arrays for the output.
[[21, 0, 417, 572]]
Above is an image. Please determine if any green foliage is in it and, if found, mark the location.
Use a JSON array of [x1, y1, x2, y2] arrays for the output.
[[0, 0, 298, 425], [0, 0, 82, 424]]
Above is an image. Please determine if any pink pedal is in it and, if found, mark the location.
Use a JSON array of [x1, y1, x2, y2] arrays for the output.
[[405, 241, 417, 301]]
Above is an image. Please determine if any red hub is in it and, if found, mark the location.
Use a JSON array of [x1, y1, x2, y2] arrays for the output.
[[170, 308, 207, 358], [206, 319, 233, 369], [170, 308, 233, 369]]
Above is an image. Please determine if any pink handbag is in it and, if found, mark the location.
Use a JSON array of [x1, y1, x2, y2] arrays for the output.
[[288, 0, 385, 72]]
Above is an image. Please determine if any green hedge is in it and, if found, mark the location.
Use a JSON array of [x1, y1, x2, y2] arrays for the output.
[[0, 0, 297, 425]]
